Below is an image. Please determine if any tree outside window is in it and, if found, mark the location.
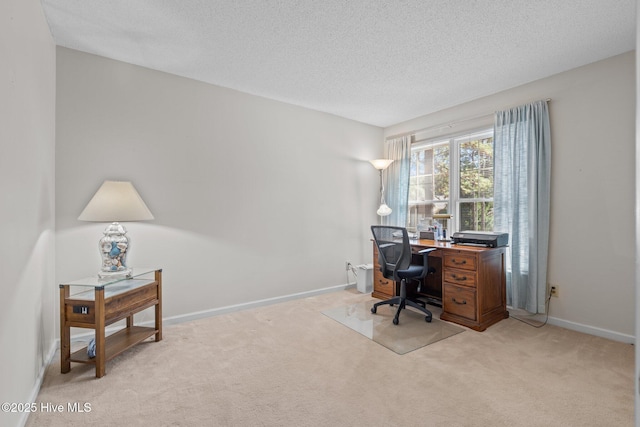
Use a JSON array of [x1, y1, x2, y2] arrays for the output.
[[408, 129, 493, 233]]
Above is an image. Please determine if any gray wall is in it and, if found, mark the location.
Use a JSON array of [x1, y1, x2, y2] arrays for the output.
[[2, 5, 634, 424], [385, 51, 636, 341], [635, 1, 639, 421], [56, 48, 635, 341], [0, 0, 56, 426], [55, 47, 383, 323]]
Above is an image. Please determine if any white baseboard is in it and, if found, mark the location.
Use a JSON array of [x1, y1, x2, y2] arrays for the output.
[[20, 340, 58, 427], [63, 283, 358, 343], [173, 285, 630, 345], [546, 316, 634, 344], [164, 282, 357, 326]]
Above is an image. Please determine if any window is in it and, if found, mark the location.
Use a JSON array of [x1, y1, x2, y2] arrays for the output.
[[408, 129, 494, 234]]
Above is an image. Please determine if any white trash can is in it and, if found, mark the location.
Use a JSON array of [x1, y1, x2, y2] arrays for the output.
[[356, 263, 374, 293]]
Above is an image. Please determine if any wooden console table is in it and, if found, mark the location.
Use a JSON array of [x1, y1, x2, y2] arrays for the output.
[[373, 240, 507, 331], [59, 268, 162, 378]]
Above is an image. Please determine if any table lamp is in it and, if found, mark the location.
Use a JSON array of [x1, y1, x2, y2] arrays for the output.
[[369, 159, 394, 216], [78, 180, 154, 278], [432, 213, 452, 241]]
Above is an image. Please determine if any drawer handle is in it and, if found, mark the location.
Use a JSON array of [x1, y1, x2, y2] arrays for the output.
[[451, 298, 467, 305], [451, 274, 467, 281], [452, 259, 467, 265]]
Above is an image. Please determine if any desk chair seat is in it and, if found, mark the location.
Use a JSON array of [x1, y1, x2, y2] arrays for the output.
[[371, 225, 436, 325]]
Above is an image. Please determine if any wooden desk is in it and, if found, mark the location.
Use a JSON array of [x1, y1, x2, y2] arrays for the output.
[[373, 240, 507, 331]]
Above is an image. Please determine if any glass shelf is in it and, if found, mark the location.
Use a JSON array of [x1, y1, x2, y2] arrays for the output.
[[61, 267, 159, 288], [60, 268, 160, 299]]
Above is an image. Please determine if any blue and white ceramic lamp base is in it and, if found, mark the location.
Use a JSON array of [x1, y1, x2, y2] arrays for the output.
[[97, 222, 132, 278]]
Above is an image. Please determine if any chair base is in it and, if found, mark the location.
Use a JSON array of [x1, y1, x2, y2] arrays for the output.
[[371, 288, 433, 325]]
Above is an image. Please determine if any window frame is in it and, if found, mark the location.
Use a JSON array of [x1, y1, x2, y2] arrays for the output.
[[409, 127, 494, 233]]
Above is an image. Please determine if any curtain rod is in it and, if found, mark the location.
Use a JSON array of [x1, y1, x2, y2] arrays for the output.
[[386, 98, 551, 141]]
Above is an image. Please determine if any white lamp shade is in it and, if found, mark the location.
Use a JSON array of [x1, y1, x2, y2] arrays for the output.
[[78, 181, 154, 222], [376, 203, 392, 216], [369, 159, 394, 170]]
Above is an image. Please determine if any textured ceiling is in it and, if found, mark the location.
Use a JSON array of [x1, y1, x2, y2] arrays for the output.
[[41, 0, 635, 127]]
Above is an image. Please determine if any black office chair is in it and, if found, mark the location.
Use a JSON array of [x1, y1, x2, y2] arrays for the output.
[[371, 225, 436, 325]]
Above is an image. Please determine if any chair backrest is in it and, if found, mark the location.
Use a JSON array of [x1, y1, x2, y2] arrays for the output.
[[371, 226, 412, 281]]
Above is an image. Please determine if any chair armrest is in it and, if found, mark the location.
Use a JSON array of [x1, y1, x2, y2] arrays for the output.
[[418, 248, 437, 255], [418, 248, 437, 277]]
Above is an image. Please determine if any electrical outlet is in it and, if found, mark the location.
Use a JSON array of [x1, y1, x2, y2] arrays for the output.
[[550, 285, 559, 298], [345, 261, 350, 271]]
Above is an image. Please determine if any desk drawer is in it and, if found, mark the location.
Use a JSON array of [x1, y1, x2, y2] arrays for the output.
[[444, 253, 477, 271], [373, 270, 394, 296], [443, 284, 477, 321], [444, 268, 477, 287]]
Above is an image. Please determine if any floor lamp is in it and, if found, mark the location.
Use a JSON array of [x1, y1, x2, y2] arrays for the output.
[[370, 159, 393, 216]]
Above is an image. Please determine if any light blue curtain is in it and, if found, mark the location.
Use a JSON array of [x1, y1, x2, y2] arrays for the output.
[[493, 100, 551, 313], [383, 136, 411, 226]]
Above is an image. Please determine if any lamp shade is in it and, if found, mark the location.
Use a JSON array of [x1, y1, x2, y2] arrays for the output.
[[78, 181, 154, 222], [369, 159, 394, 170], [376, 203, 392, 216]]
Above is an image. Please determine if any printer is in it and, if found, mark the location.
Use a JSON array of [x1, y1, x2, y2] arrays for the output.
[[451, 231, 509, 248]]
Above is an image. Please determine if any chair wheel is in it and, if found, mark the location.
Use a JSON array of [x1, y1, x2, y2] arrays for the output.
[[425, 314, 432, 323], [371, 307, 377, 314], [393, 318, 399, 325]]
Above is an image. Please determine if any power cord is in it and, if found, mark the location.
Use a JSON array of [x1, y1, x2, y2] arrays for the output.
[[345, 262, 358, 285], [509, 288, 553, 328]]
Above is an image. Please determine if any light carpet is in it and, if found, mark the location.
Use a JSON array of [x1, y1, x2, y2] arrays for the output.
[[322, 301, 464, 354], [25, 289, 634, 427]]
